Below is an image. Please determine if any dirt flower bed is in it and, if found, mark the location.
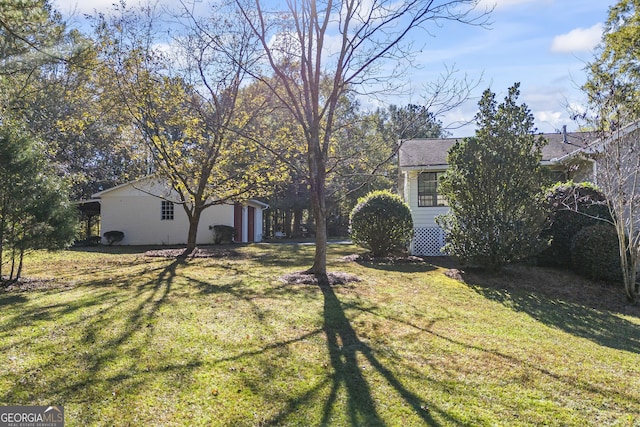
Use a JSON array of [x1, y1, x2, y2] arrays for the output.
[[1, 276, 72, 292], [144, 246, 243, 259], [279, 271, 361, 286]]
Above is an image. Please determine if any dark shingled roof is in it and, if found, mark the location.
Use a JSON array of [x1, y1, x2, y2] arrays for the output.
[[398, 131, 597, 169]]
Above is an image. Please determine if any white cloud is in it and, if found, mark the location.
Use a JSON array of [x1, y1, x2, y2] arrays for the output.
[[535, 110, 564, 131], [551, 23, 603, 53]]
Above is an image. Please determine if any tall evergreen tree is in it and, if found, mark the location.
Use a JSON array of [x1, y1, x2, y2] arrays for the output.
[[0, 122, 77, 283], [437, 83, 548, 271]]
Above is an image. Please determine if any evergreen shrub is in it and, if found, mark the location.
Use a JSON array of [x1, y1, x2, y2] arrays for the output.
[[349, 191, 413, 257], [539, 181, 611, 268], [570, 224, 621, 282], [103, 230, 124, 245], [212, 225, 235, 244]]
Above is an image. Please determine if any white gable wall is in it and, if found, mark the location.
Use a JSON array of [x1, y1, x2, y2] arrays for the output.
[[100, 192, 234, 245], [97, 179, 235, 245]]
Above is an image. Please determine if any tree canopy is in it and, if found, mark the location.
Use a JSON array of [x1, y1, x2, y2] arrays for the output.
[[94, 2, 287, 252]]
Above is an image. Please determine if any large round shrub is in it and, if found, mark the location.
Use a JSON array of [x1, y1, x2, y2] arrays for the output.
[[538, 181, 611, 267], [570, 224, 621, 282], [349, 191, 413, 257]]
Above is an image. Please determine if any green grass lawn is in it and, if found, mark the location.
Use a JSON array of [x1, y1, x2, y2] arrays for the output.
[[1, 244, 639, 426]]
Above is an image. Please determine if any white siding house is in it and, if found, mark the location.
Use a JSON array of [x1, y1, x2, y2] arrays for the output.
[[92, 177, 268, 245], [399, 130, 598, 256]]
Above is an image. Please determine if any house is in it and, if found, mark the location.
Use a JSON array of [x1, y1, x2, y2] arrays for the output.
[[398, 129, 598, 256], [91, 177, 268, 245]]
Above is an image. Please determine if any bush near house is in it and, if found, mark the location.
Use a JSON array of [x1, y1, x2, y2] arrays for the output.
[[539, 181, 611, 268], [103, 230, 124, 245], [349, 190, 413, 257], [571, 223, 621, 282], [437, 85, 548, 271], [211, 225, 235, 244]]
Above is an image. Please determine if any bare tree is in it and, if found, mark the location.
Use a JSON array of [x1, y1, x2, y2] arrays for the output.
[[237, 0, 488, 282], [586, 118, 640, 303], [582, 0, 640, 303]]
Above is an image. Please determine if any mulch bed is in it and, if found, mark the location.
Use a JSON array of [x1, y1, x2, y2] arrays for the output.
[[144, 247, 243, 259], [340, 253, 428, 264], [1, 276, 73, 292], [277, 253, 430, 286], [279, 272, 361, 286]]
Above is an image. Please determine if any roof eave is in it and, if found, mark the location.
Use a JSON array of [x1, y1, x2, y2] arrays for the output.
[[248, 199, 270, 210], [399, 164, 449, 172]]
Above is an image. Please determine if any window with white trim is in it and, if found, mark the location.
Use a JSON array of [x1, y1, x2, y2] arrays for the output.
[[161, 200, 174, 220], [418, 172, 448, 207]]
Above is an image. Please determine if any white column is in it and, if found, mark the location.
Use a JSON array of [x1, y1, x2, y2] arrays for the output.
[[255, 207, 263, 242], [241, 205, 248, 243]]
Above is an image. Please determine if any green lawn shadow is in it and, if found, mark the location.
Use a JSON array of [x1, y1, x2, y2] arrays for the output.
[[457, 264, 640, 354]]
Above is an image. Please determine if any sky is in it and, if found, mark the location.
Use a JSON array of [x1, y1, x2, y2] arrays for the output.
[[410, 0, 616, 137], [52, 0, 617, 137]]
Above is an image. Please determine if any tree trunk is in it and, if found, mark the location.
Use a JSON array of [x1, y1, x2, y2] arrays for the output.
[[292, 208, 303, 238], [16, 246, 25, 281], [85, 215, 92, 241], [264, 211, 272, 239], [310, 194, 328, 284], [0, 214, 4, 279], [185, 206, 203, 256], [284, 209, 292, 238], [623, 259, 638, 303], [616, 221, 638, 303], [307, 139, 328, 285]]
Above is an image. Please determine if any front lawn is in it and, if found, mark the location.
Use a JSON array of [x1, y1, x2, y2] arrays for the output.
[[0, 244, 638, 426]]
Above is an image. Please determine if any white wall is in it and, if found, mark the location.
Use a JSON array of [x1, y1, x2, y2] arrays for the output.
[[98, 181, 234, 245], [404, 170, 450, 228]]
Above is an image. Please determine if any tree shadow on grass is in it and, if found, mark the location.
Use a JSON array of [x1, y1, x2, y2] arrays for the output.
[[0, 294, 28, 306], [458, 265, 640, 354], [352, 304, 640, 411], [264, 283, 472, 427], [0, 258, 194, 421], [184, 269, 461, 426], [474, 285, 640, 353], [347, 253, 440, 274]]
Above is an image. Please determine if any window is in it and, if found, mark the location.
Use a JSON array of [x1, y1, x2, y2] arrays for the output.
[[547, 169, 567, 184], [418, 172, 447, 207], [161, 201, 174, 220]]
